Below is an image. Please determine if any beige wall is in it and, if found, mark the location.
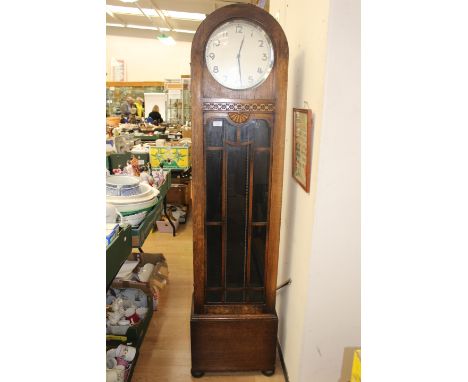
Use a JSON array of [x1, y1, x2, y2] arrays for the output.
[[106, 35, 191, 81], [269, 0, 330, 381], [270, 0, 360, 381]]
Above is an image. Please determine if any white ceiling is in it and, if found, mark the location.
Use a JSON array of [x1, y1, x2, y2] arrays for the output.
[[106, 0, 268, 42]]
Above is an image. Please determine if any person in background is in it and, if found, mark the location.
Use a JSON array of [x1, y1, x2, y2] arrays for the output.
[[120, 96, 134, 117], [128, 107, 138, 124], [148, 105, 164, 125], [135, 97, 144, 119]]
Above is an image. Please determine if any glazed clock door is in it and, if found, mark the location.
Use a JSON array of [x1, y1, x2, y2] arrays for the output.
[[204, 117, 272, 305]]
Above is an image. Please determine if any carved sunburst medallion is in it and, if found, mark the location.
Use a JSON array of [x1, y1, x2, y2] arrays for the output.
[[228, 112, 249, 124]]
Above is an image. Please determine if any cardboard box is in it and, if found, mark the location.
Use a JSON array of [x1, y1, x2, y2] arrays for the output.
[[156, 216, 180, 233], [167, 181, 191, 207], [350, 349, 361, 382], [149, 146, 191, 169], [111, 253, 169, 300]]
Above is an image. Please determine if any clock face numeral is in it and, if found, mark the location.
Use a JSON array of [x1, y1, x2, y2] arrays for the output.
[[205, 19, 274, 90]]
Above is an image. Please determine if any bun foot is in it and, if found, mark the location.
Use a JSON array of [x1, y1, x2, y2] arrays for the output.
[[191, 370, 205, 378], [262, 369, 275, 377]]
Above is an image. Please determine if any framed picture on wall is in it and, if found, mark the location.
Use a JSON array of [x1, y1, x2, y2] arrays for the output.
[[111, 58, 126, 82], [292, 108, 313, 192]]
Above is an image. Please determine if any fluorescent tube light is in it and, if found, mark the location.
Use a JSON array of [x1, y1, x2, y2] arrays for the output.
[[107, 5, 158, 16], [106, 6, 205, 22], [126, 25, 171, 32], [127, 24, 159, 30], [173, 29, 196, 34], [162, 10, 206, 21], [120, 0, 138, 3], [106, 23, 125, 28]]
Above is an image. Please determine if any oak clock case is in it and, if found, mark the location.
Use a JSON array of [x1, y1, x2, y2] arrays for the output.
[[190, 4, 288, 377]]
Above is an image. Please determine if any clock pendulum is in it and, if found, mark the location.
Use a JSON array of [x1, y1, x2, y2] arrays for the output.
[[190, 3, 289, 377]]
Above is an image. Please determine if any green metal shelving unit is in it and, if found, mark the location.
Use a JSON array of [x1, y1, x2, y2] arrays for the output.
[[106, 225, 132, 291], [106, 225, 154, 381], [106, 173, 172, 381]]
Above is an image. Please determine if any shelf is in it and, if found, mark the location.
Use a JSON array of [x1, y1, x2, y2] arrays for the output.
[[138, 135, 162, 142], [106, 172, 172, 380], [106, 294, 153, 347], [131, 172, 171, 248], [106, 175, 169, 380], [131, 202, 162, 248], [106, 225, 132, 291], [158, 171, 172, 196], [107, 294, 154, 382], [107, 81, 165, 87]]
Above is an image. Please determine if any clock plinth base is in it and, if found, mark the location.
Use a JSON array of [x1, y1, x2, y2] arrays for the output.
[[190, 306, 278, 373]]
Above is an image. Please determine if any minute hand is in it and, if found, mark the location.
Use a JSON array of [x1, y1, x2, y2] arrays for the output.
[[237, 36, 245, 85]]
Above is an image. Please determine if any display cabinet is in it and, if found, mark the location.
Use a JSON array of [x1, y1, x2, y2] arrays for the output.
[[182, 76, 191, 125], [166, 98, 183, 124], [106, 82, 165, 116], [190, 4, 288, 377], [164, 77, 192, 125]]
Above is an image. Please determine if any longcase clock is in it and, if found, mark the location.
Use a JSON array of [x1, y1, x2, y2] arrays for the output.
[[190, 4, 288, 377]]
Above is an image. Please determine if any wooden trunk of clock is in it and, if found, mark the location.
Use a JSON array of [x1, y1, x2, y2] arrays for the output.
[[190, 4, 288, 376]]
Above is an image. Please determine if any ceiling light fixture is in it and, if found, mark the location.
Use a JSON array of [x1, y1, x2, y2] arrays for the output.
[[107, 5, 158, 16], [119, 0, 138, 3], [162, 10, 206, 21], [173, 29, 196, 34], [126, 24, 159, 30], [157, 34, 176, 46], [124, 24, 170, 32], [106, 23, 125, 28], [106, 5, 205, 21]]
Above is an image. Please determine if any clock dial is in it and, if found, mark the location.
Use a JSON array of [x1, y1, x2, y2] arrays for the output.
[[205, 19, 274, 90]]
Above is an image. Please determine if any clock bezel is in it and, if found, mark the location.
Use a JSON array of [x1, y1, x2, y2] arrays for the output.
[[204, 18, 275, 91]]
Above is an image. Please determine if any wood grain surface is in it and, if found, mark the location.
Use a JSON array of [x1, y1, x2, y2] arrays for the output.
[[131, 218, 286, 382]]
